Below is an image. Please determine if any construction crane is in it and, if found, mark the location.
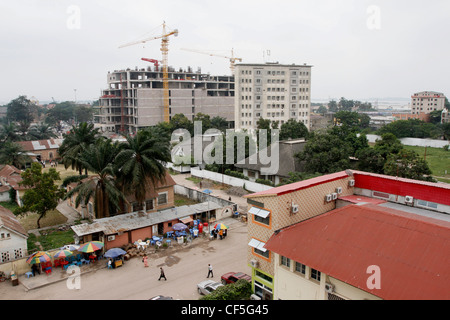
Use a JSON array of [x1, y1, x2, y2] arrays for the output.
[[119, 22, 178, 123], [180, 48, 242, 75], [141, 58, 160, 70]]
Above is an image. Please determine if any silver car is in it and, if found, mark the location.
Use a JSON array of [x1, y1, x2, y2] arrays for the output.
[[197, 280, 223, 295]]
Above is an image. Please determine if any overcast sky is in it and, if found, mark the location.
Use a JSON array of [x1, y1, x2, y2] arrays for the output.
[[1, 0, 449, 105]]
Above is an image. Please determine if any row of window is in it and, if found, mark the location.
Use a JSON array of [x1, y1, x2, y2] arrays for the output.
[[241, 70, 310, 77], [240, 103, 310, 110], [280, 256, 321, 281], [1, 232, 11, 240]]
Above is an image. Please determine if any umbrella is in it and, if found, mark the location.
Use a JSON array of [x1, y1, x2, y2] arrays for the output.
[[173, 223, 188, 231], [213, 223, 228, 230], [203, 189, 213, 194], [78, 241, 104, 253], [104, 248, 127, 259], [26, 251, 52, 265], [53, 249, 73, 259]]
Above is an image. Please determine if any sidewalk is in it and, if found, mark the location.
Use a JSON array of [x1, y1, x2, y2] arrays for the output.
[[18, 216, 243, 292]]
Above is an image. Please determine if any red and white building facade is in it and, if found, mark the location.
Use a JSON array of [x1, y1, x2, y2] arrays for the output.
[[244, 170, 450, 300]]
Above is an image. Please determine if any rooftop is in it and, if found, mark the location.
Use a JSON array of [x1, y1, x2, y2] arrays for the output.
[[71, 201, 222, 237], [264, 203, 450, 300]]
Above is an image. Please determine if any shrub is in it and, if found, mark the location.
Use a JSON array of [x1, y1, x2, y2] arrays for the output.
[[199, 279, 252, 300], [255, 178, 274, 186]]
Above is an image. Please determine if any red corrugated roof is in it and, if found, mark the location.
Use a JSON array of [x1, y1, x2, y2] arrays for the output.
[[352, 170, 450, 206], [245, 171, 350, 198], [264, 204, 450, 300]]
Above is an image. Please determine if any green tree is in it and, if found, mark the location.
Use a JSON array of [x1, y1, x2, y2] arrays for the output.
[[170, 114, 193, 135], [193, 113, 212, 134], [383, 149, 434, 182], [373, 133, 403, 159], [328, 100, 338, 113], [429, 110, 442, 125], [279, 119, 309, 141], [65, 138, 125, 219], [59, 122, 100, 175], [27, 124, 57, 140], [6, 96, 37, 136], [256, 118, 278, 147], [114, 127, 171, 208], [210, 116, 228, 132], [0, 123, 20, 144], [44, 101, 76, 126], [74, 105, 94, 124], [297, 131, 353, 174], [14, 162, 64, 228], [355, 147, 386, 174], [0, 141, 31, 168], [317, 105, 328, 115]]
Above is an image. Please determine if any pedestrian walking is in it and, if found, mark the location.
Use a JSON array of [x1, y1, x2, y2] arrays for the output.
[[142, 254, 148, 267], [207, 264, 213, 278], [158, 267, 167, 281]]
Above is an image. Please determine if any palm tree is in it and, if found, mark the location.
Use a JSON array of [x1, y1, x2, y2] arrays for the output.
[[59, 122, 99, 175], [0, 141, 31, 168], [64, 138, 126, 219], [114, 127, 171, 208], [27, 124, 57, 140], [0, 123, 20, 143]]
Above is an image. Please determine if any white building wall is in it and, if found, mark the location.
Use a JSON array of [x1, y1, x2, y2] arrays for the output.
[[0, 227, 27, 263]]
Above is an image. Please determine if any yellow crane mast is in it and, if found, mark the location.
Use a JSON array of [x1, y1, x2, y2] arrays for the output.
[[119, 22, 178, 123]]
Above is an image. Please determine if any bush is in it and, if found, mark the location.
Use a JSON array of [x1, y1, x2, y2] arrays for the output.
[[224, 169, 249, 180], [255, 179, 274, 186], [199, 279, 252, 300]]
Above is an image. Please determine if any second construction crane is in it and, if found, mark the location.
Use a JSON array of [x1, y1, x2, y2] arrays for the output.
[[119, 22, 178, 123], [180, 48, 242, 75]]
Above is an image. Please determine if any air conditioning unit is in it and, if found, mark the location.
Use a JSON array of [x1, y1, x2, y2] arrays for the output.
[[107, 235, 115, 241], [336, 187, 343, 194], [291, 204, 299, 214], [325, 283, 335, 293], [326, 194, 332, 202], [349, 179, 355, 187], [332, 193, 338, 200], [405, 196, 414, 204], [250, 294, 261, 300], [250, 259, 259, 268]]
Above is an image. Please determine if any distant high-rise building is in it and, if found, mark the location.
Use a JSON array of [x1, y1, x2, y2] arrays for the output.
[[234, 62, 312, 131], [411, 91, 446, 115]]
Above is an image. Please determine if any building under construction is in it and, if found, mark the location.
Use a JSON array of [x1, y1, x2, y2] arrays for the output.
[[94, 65, 235, 134]]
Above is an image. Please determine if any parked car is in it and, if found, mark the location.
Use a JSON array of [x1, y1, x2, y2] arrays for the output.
[[221, 272, 251, 285], [197, 280, 223, 295], [149, 295, 173, 300]]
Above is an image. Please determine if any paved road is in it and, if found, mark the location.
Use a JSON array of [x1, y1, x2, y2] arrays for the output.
[[0, 217, 250, 300]]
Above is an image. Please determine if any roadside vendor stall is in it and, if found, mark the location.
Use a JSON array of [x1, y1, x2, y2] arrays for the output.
[[104, 248, 127, 268]]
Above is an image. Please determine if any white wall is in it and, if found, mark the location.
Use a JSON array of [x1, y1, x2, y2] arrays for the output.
[[190, 168, 273, 193], [0, 227, 28, 264], [366, 134, 449, 148]]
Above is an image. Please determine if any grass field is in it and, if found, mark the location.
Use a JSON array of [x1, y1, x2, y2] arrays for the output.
[[403, 145, 450, 183]]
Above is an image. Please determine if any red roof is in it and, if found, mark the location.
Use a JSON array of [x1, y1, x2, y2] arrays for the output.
[[352, 170, 450, 206], [264, 204, 450, 300], [245, 171, 350, 198]]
